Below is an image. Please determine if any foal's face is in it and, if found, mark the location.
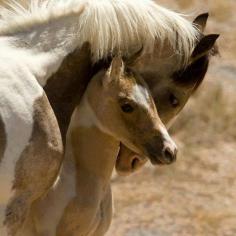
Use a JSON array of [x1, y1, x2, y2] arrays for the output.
[[88, 57, 177, 165]]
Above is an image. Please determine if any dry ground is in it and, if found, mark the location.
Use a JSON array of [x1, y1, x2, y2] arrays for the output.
[[108, 1, 236, 235]]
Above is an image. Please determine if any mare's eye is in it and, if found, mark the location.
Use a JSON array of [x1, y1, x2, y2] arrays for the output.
[[169, 94, 179, 108], [121, 103, 134, 113]]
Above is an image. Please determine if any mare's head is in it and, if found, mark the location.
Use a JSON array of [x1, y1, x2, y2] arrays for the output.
[[137, 13, 219, 125], [116, 13, 219, 174], [86, 56, 177, 165]]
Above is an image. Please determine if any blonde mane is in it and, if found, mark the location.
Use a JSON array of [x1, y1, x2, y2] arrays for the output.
[[0, 0, 199, 63]]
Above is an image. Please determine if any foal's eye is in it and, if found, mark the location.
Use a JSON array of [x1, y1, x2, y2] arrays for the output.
[[121, 103, 134, 113], [169, 94, 179, 108]]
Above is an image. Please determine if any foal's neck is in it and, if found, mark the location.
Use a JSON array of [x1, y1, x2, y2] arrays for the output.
[[69, 95, 120, 188]]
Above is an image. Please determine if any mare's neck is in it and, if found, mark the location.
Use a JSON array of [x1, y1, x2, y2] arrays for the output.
[[1, 8, 94, 142], [1, 5, 85, 86], [44, 44, 93, 144]]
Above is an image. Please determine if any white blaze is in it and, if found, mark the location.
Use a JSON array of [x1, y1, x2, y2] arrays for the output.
[[131, 84, 150, 110]]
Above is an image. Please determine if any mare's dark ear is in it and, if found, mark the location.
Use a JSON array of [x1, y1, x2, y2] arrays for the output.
[[124, 45, 143, 66], [193, 13, 209, 32], [191, 34, 219, 62]]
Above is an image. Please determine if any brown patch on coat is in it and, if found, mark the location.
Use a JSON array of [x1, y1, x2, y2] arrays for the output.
[[0, 115, 6, 163], [44, 42, 93, 145], [4, 93, 63, 236]]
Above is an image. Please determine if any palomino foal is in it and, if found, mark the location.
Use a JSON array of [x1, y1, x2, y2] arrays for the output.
[[27, 57, 177, 236]]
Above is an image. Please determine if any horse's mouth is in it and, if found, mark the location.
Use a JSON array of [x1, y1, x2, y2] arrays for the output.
[[116, 140, 176, 176], [116, 144, 147, 175], [131, 157, 141, 170], [116, 143, 169, 176], [124, 152, 167, 168]]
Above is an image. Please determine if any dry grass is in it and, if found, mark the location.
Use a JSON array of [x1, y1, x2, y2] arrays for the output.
[[171, 81, 236, 147], [208, 0, 233, 22], [176, 0, 195, 9]]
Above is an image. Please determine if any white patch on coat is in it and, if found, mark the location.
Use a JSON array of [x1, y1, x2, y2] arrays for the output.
[[131, 84, 151, 110], [76, 95, 113, 137], [76, 96, 97, 129], [0, 41, 44, 234], [0, 37, 66, 88], [76, 96, 125, 152]]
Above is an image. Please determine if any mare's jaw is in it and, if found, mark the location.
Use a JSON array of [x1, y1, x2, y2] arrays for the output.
[[116, 144, 147, 176]]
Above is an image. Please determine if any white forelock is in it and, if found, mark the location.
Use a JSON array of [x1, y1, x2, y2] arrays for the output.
[[0, 0, 199, 64]]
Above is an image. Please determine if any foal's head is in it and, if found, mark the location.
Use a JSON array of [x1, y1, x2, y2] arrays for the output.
[[86, 56, 177, 165]]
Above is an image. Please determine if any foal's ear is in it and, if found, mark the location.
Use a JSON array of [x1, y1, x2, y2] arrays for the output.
[[108, 56, 124, 78], [103, 56, 124, 87], [191, 34, 219, 62], [193, 13, 209, 32]]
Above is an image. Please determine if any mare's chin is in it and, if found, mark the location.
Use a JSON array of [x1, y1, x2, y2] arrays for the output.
[[149, 156, 166, 166], [115, 143, 147, 176]]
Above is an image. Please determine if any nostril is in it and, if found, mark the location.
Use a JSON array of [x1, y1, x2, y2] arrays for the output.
[[163, 147, 176, 164], [131, 158, 139, 170]]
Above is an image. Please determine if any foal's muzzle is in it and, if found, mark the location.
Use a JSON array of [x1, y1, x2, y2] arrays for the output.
[[161, 143, 177, 164], [145, 134, 178, 165]]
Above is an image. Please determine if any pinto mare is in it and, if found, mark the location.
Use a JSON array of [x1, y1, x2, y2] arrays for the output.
[[20, 57, 176, 236], [0, 0, 218, 235]]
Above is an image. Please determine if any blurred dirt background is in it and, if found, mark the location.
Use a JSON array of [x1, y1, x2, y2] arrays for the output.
[[108, 1, 236, 235]]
